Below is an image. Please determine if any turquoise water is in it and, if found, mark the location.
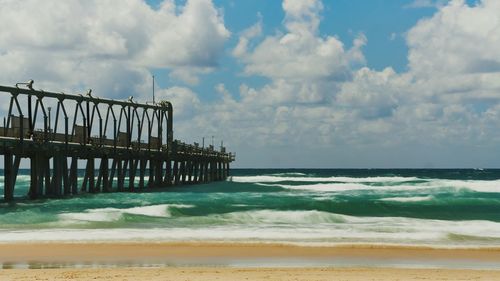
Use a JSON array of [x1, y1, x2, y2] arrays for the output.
[[1, 169, 500, 246]]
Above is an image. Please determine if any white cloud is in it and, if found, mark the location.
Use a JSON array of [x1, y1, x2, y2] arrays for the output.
[[232, 15, 262, 57], [282, 0, 323, 34], [169, 67, 213, 86], [407, 0, 500, 77], [154, 86, 201, 119], [336, 67, 404, 119], [2, 0, 500, 167], [234, 0, 366, 89], [140, 0, 230, 68], [0, 0, 229, 94], [187, 0, 500, 167]]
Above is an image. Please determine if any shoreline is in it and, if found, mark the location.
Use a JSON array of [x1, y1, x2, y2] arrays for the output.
[[1, 242, 500, 280], [1, 241, 500, 269]]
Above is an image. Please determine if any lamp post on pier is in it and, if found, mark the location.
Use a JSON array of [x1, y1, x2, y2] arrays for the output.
[[48, 107, 52, 132]]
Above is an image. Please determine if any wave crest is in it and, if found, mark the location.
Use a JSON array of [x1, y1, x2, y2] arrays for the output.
[[231, 175, 419, 184], [254, 179, 500, 194], [213, 210, 347, 224], [378, 196, 433, 202], [58, 204, 193, 223]]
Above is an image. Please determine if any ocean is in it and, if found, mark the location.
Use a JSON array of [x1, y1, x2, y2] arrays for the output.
[[1, 168, 500, 247]]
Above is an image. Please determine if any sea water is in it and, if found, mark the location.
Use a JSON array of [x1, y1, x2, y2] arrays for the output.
[[1, 169, 500, 247]]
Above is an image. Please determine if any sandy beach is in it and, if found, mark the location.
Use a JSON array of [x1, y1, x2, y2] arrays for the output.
[[2, 267, 500, 281], [2, 242, 500, 265], [0, 242, 500, 280]]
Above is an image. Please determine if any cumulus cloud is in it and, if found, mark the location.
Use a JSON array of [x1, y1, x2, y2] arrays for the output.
[[0, 0, 229, 93], [155, 86, 201, 119], [2, 0, 500, 167], [140, 0, 230, 68], [235, 0, 365, 83], [170, 0, 369, 159], [232, 15, 262, 57], [336, 67, 404, 120], [186, 0, 500, 167], [407, 0, 500, 77]]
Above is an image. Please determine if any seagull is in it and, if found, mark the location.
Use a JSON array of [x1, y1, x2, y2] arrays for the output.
[[15, 79, 34, 90], [128, 96, 134, 103], [86, 89, 92, 97], [27, 80, 34, 90]]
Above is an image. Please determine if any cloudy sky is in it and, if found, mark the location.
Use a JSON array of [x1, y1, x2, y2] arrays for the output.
[[1, 0, 499, 168]]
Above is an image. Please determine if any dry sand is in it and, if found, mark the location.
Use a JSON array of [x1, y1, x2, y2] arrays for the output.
[[0, 242, 500, 280], [2, 267, 500, 281]]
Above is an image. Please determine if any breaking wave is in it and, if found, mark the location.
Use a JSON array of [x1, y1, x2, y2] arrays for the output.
[[58, 204, 193, 223]]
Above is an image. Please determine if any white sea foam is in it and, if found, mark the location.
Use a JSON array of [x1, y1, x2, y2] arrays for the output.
[[269, 172, 308, 176], [232, 174, 500, 193], [59, 209, 122, 222], [3, 210, 500, 246], [378, 196, 433, 202], [431, 179, 500, 193], [231, 175, 420, 183], [210, 210, 347, 224], [58, 204, 193, 223], [260, 182, 431, 192], [256, 179, 500, 194]]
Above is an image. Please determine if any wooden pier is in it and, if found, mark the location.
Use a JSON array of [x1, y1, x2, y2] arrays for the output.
[[0, 82, 235, 201]]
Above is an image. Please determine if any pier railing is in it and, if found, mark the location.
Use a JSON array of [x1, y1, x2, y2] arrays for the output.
[[0, 82, 234, 201]]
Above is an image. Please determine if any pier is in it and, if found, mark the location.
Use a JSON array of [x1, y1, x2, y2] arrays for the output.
[[0, 82, 235, 201]]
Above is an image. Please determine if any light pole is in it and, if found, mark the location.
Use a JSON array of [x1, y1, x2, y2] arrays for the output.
[[48, 107, 52, 132]]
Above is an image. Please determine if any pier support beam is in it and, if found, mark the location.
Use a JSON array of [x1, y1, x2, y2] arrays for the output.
[[129, 159, 139, 192], [102, 157, 109, 192], [117, 159, 125, 191], [164, 159, 172, 186], [173, 160, 180, 185], [193, 160, 199, 183], [63, 157, 70, 195], [69, 157, 78, 195], [180, 160, 186, 184], [3, 152, 14, 201], [108, 159, 117, 192], [51, 154, 63, 196], [139, 158, 146, 189]]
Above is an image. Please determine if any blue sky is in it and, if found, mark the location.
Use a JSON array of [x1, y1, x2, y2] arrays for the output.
[[144, 0, 481, 106], [1, 0, 499, 168], [147, 0, 442, 101]]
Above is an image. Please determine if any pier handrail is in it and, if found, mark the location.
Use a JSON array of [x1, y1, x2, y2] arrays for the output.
[[0, 85, 172, 111], [0, 83, 174, 152]]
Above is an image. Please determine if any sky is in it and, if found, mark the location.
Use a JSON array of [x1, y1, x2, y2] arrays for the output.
[[0, 0, 499, 168]]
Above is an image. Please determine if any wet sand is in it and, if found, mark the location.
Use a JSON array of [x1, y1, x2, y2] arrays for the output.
[[1, 242, 500, 280]]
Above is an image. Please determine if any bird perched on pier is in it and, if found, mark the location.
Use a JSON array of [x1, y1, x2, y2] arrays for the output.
[[158, 100, 169, 107], [15, 79, 34, 90], [86, 89, 93, 98], [128, 96, 134, 103]]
